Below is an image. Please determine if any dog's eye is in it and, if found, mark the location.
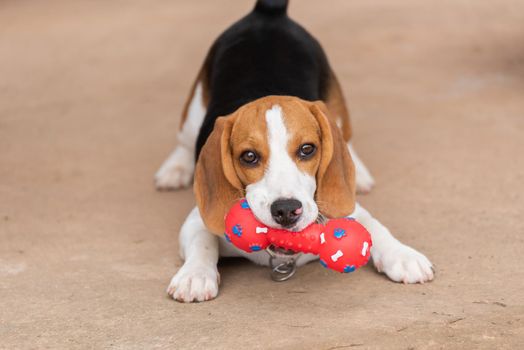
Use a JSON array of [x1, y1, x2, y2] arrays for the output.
[[298, 143, 316, 159], [240, 150, 259, 166]]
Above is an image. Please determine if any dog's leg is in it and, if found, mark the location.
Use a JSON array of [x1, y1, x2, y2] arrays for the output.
[[351, 203, 434, 283], [155, 82, 206, 190], [348, 143, 375, 194], [167, 207, 220, 302]]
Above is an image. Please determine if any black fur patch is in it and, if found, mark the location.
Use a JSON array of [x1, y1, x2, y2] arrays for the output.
[[195, 2, 332, 159]]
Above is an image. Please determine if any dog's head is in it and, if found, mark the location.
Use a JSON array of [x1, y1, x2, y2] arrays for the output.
[[195, 96, 356, 234]]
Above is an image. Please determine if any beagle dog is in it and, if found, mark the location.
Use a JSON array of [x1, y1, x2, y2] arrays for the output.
[[157, 0, 434, 302]]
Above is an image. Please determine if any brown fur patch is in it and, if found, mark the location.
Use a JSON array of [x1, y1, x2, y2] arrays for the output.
[[280, 100, 323, 178], [324, 70, 352, 142], [229, 103, 269, 187], [194, 115, 243, 234], [308, 102, 356, 217]]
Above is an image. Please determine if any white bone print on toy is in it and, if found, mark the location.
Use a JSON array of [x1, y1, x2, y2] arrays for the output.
[[320, 232, 326, 244], [256, 227, 268, 234], [331, 250, 344, 262], [361, 241, 369, 256]]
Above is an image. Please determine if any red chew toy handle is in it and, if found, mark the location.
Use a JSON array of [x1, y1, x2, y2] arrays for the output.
[[266, 224, 322, 254], [224, 199, 372, 273]]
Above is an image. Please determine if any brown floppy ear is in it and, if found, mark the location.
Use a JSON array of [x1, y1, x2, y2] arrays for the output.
[[194, 115, 244, 235], [310, 101, 356, 218]]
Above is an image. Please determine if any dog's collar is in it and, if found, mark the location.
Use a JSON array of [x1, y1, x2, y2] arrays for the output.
[[266, 245, 301, 282]]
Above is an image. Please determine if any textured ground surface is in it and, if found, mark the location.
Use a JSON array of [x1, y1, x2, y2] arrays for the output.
[[1, 0, 524, 349]]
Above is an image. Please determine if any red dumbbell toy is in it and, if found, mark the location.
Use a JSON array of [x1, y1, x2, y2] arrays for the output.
[[224, 199, 372, 273]]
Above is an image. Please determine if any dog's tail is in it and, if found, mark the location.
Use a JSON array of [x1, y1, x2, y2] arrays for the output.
[[254, 0, 288, 15]]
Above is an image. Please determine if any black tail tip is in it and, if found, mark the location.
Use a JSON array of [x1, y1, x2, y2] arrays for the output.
[[254, 0, 288, 15]]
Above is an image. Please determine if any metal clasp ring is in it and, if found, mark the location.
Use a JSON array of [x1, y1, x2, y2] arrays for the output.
[[266, 245, 301, 282]]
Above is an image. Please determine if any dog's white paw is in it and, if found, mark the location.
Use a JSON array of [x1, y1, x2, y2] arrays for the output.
[[155, 146, 194, 190], [166, 263, 220, 303], [372, 244, 434, 284]]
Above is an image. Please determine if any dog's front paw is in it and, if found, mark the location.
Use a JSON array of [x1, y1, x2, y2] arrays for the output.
[[167, 263, 220, 302], [155, 147, 194, 190], [372, 244, 434, 284]]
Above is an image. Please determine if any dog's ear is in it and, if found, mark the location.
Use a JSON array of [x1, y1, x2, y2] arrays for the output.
[[309, 101, 356, 218], [194, 115, 244, 235]]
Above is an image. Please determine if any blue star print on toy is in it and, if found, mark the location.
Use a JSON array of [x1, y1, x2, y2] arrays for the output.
[[240, 200, 250, 209], [232, 224, 242, 237], [343, 265, 356, 273], [319, 259, 328, 268], [333, 228, 346, 239], [224, 232, 231, 242]]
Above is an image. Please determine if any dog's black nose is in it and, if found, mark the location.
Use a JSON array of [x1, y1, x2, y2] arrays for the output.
[[270, 199, 303, 228]]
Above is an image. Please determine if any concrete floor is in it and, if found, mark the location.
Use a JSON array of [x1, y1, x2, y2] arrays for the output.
[[1, 0, 523, 349]]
